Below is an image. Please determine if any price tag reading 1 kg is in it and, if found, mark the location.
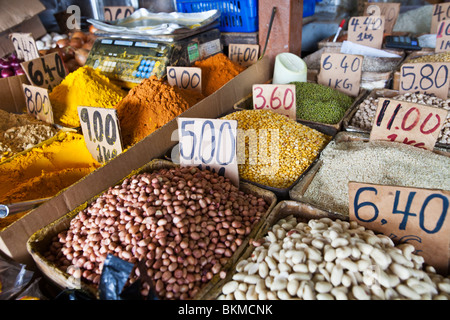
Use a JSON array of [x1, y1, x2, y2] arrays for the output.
[[348, 182, 450, 274], [431, 3, 450, 34], [78, 106, 123, 164], [167, 66, 202, 93], [348, 15, 385, 49], [370, 98, 448, 150], [399, 62, 450, 100], [21, 52, 66, 92], [228, 43, 259, 67], [436, 20, 450, 53], [9, 33, 39, 61], [177, 118, 239, 187], [22, 84, 54, 124], [318, 53, 363, 97], [252, 84, 296, 119]]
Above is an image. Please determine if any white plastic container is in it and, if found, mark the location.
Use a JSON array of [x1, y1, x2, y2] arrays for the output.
[[272, 52, 307, 84]]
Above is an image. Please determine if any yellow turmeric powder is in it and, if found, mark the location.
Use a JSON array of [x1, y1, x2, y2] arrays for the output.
[[49, 66, 126, 128]]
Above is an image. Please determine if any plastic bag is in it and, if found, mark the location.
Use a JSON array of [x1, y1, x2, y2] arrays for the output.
[[0, 256, 34, 300], [16, 278, 45, 300]]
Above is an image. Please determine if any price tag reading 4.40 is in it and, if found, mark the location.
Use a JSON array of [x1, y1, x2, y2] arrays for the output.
[[370, 98, 448, 150], [22, 84, 54, 124], [431, 3, 450, 34], [348, 15, 385, 49], [21, 52, 66, 92], [78, 106, 123, 164], [364, 2, 400, 34], [252, 84, 296, 119], [228, 43, 259, 67], [167, 66, 202, 93], [400, 62, 450, 100], [348, 182, 450, 274], [436, 20, 450, 53], [318, 53, 363, 97], [9, 33, 39, 61], [177, 118, 239, 187]]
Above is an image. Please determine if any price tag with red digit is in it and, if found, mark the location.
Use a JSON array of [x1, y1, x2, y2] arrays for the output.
[[369, 98, 448, 150], [436, 20, 450, 53], [252, 84, 296, 119], [348, 182, 450, 274], [104, 6, 134, 21], [9, 33, 39, 61], [348, 15, 385, 49], [21, 52, 66, 92], [399, 62, 450, 100], [22, 84, 54, 124], [364, 2, 400, 34], [78, 106, 123, 164], [318, 53, 363, 97], [167, 66, 202, 93], [228, 43, 259, 67], [177, 118, 239, 187], [431, 3, 450, 34]]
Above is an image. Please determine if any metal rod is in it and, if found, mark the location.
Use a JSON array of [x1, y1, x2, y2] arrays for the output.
[[261, 7, 277, 59], [0, 198, 51, 218]]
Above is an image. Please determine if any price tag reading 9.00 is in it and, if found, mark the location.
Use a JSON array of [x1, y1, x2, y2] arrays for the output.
[[21, 52, 66, 92], [318, 53, 363, 97], [9, 33, 39, 61], [78, 106, 123, 164], [431, 3, 450, 34], [252, 84, 296, 119], [22, 84, 54, 124], [348, 16, 385, 49], [177, 118, 239, 187], [348, 182, 450, 274], [369, 98, 448, 150], [167, 66, 202, 93], [400, 62, 450, 100]]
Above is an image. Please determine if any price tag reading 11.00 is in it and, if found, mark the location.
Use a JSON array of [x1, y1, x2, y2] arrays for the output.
[[22, 84, 54, 124], [21, 52, 66, 92], [370, 98, 448, 150], [252, 84, 296, 119], [78, 106, 123, 164], [177, 118, 239, 187], [348, 182, 450, 274]]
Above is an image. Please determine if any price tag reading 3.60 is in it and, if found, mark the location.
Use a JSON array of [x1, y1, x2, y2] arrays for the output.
[[177, 118, 239, 187], [252, 84, 296, 119], [21, 52, 66, 92]]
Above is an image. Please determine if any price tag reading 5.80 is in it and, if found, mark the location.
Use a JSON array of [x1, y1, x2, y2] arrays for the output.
[[252, 84, 296, 119], [177, 118, 239, 187], [78, 106, 123, 164]]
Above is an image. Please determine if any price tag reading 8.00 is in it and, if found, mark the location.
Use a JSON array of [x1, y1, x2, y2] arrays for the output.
[[400, 62, 450, 100], [22, 84, 54, 124], [317, 53, 363, 97], [9, 33, 39, 61], [348, 15, 385, 49], [370, 98, 448, 150], [348, 182, 450, 274], [21, 52, 66, 92], [177, 118, 239, 187], [252, 84, 296, 119], [78, 106, 123, 164], [167, 66, 202, 93], [431, 3, 450, 34]]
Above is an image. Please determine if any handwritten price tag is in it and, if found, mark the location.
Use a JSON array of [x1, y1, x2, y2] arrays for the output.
[[364, 2, 400, 34], [22, 84, 54, 124], [9, 33, 39, 61], [318, 53, 363, 97], [78, 106, 123, 164], [436, 20, 450, 53], [167, 66, 202, 93], [21, 52, 66, 92], [177, 118, 239, 187], [228, 43, 259, 67], [252, 84, 296, 119], [349, 182, 450, 274], [431, 3, 450, 34], [400, 62, 450, 100], [104, 6, 134, 21], [369, 98, 448, 150], [348, 15, 385, 49]]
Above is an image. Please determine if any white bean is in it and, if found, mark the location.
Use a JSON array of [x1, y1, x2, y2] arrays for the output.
[[352, 285, 371, 300], [287, 279, 300, 296], [396, 284, 421, 300], [330, 265, 344, 287], [292, 263, 308, 273], [315, 281, 332, 293], [222, 281, 239, 295]]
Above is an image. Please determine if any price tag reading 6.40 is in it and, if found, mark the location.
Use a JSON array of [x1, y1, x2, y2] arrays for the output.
[[22, 84, 54, 124], [78, 106, 123, 164], [177, 118, 239, 187], [348, 182, 450, 274], [21, 52, 66, 92], [252, 84, 296, 119]]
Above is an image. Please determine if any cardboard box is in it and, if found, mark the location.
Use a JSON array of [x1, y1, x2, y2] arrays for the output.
[[0, 56, 273, 266], [0, 75, 30, 113]]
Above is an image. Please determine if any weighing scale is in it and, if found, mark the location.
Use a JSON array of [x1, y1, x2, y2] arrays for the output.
[[85, 28, 222, 89]]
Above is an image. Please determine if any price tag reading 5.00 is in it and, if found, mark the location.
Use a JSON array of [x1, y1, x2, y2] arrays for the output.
[[21, 52, 66, 92], [252, 84, 296, 119], [78, 106, 123, 164], [348, 182, 450, 274], [177, 118, 239, 187]]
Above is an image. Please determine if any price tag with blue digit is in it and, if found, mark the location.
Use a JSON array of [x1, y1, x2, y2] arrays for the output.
[[21, 52, 66, 92], [9, 33, 39, 61], [77, 106, 123, 164], [22, 84, 54, 124], [431, 2, 450, 34], [177, 118, 239, 187], [348, 182, 450, 274], [400, 62, 450, 100], [167, 66, 202, 93], [348, 15, 385, 49], [436, 20, 450, 53]]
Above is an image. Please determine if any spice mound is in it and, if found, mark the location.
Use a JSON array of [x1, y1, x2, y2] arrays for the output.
[[194, 53, 246, 96], [115, 76, 205, 147], [0, 109, 58, 161], [49, 66, 126, 128], [293, 82, 354, 124], [44, 166, 270, 300], [221, 110, 331, 189]]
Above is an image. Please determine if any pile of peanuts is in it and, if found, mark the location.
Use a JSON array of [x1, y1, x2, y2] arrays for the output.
[[44, 166, 270, 299], [218, 216, 450, 300], [350, 92, 450, 145]]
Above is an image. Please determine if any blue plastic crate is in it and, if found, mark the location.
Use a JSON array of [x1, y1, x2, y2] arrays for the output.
[[176, 0, 258, 33], [303, 0, 318, 18]]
